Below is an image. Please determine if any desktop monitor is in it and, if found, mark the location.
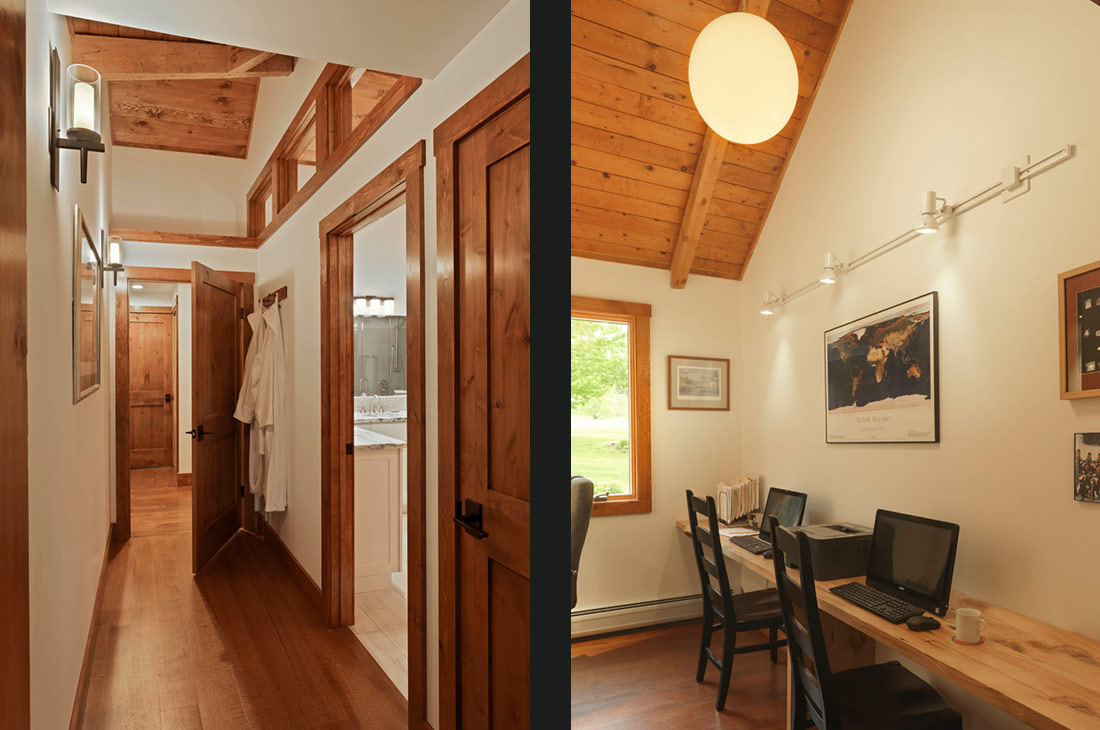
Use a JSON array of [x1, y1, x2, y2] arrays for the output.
[[758, 488, 808, 544], [866, 509, 960, 617]]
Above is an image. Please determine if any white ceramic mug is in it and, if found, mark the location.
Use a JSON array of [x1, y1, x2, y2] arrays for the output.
[[955, 608, 987, 644]]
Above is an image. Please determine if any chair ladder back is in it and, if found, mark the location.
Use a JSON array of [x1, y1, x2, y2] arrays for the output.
[[768, 518, 840, 729], [686, 491, 736, 626]]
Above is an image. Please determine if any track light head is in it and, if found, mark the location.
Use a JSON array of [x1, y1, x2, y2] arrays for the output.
[[916, 212, 939, 234], [760, 289, 778, 316], [916, 190, 947, 234], [820, 252, 842, 284]]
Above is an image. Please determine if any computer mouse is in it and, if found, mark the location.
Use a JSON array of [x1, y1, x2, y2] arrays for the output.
[[906, 615, 941, 632], [762, 550, 774, 559]]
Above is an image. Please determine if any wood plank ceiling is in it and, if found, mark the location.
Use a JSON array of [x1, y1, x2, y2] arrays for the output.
[[67, 18, 296, 158], [570, 0, 852, 285]]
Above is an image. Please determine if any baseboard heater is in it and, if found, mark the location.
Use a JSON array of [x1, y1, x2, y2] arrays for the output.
[[570, 594, 700, 618]]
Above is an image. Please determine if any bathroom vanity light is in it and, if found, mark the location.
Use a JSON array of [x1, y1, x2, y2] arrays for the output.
[[104, 234, 124, 286], [53, 63, 106, 185], [369, 297, 383, 316], [353, 297, 369, 317], [383, 298, 395, 316]]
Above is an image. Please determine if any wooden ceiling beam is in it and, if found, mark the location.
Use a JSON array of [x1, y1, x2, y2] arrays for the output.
[[110, 228, 261, 249], [69, 34, 294, 80], [669, 128, 727, 288]]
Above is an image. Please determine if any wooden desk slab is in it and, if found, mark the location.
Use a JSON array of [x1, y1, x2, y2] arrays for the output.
[[675, 520, 1100, 729]]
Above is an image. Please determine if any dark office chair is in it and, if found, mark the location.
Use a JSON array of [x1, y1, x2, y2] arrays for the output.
[[571, 476, 595, 609], [686, 490, 787, 711], [767, 517, 963, 730]]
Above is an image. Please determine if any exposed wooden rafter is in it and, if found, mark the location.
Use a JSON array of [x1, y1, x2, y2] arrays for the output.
[[69, 34, 295, 80], [669, 128, 727, 288], [111, 228, 261, 249]]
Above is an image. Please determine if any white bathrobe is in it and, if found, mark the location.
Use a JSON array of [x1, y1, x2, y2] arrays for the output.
[[233, 304, 288, 511]]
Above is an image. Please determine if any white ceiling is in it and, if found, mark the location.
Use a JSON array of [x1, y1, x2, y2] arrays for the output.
[[129, 281, 180, 308], [47, 0, 512, 78]]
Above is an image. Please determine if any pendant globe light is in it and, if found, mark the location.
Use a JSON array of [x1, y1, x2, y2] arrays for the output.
[[688, 11, 798, 145]]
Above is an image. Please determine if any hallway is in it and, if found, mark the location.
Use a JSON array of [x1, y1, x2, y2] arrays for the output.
[[76, 470, 407, 729]]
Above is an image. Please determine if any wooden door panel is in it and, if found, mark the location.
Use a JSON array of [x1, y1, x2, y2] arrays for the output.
[[192, 262, 243, 572], [454, 92, 531, 729], [129, 311, 174, 468]]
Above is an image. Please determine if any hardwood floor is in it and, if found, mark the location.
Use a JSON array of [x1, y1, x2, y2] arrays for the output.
[[352, 587, 409, 698], [131, 467, 190, 537], [571, 622, 788, 729], [77, 469, 408, 729]]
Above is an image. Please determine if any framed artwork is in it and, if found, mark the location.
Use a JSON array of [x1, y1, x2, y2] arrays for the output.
[[73, 205, 102, 403], [825, 292, 938, 443], [668, 355, 729, 411], [1059, 259, 1100, 399], [1074, 433, 1100, 503]]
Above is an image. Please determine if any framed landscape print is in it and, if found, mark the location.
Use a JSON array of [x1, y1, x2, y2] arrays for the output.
[[1059, 259, 1100, 399], [825, 292, 938, 443], [1074, 433, 1100, 503], [668, 355, 729, 411]]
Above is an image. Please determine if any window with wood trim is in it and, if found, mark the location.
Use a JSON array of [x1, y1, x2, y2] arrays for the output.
[[245, 63, 420, 241], [571, 296, 652, 516]]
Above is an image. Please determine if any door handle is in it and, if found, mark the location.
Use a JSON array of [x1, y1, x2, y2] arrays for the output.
[[186, 424, 215, 441], [453, 499, 489, 539], [165, 393, 172, 403]]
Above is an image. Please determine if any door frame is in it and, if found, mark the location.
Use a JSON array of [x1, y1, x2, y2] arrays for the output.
[[113, 266, 255, 543], [318, 141, 427, 726], [434, 53, 530, 730]]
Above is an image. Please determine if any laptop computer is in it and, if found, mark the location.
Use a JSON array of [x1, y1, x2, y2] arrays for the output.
[[728, 487, 808, 555]]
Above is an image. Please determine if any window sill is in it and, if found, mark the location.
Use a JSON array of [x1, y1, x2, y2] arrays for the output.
[[592, 497, 651, 517]]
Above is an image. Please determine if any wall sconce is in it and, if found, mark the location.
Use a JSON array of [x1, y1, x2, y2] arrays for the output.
[[51, 60, 105, 185], [104, 234, 124, 286]]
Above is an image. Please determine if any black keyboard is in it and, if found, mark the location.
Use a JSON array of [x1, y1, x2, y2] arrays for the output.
[[728, 534, 770, 554], [830, 582, 923, 624]]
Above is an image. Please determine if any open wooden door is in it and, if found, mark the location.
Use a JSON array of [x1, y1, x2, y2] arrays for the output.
[[191, 262, 244, 572], [128, 310, 175, 468], [437, 56, 530, 729]]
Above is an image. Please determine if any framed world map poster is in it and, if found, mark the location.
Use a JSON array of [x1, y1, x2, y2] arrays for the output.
[[825, 292, 938, 443]]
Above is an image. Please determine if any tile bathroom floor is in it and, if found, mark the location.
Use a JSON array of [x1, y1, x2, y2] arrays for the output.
[[352, 588, 408, 698]]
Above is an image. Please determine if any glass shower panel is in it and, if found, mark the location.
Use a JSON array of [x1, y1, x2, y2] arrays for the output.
[[353, 315, 406, 396]]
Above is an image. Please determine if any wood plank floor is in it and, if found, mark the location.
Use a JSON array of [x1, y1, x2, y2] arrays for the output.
[[131, 467, 190, 537], [571, 622, 788, 729], [77, 470, 408, 729]]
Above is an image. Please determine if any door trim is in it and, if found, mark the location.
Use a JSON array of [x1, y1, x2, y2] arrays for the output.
[[434, 53, 530, 730], [318, 141, 428, 727], [113, 267, 255, 545]]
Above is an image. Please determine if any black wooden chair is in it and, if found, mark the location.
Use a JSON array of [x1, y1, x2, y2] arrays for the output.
[[767, 517, 963, 730], [685, 490, 787, 711]]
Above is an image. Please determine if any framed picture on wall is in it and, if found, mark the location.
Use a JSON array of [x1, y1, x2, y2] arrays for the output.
[[667, 355, 729, 411], [72, 204, 102, 403], [1059, 259, 1100, 400], [825, 292, 938, 443], [1074, 433, 1100, 503]]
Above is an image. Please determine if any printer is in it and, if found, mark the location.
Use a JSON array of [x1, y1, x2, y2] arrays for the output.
[[775, 523, 872, 581]]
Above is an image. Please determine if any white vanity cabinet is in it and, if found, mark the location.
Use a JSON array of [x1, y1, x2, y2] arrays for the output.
[[353, 428, 404, 593]]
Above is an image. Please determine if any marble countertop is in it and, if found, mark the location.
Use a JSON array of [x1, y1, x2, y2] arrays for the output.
[[354, 411, 408, 424], [354, 426, 406, 452]]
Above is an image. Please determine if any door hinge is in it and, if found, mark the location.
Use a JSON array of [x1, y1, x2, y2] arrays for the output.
[[239, 307, 245, 320], [240, 485, 245, 498], [346, 443, 354, 455]]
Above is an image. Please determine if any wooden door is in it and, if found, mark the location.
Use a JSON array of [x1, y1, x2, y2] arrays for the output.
[[128, 311, 175, 468], [191, 262, 243, 572], [438, 58, 530, 729]]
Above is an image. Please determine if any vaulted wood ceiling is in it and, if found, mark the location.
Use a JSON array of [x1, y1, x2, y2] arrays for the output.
[[570, 0, 853, 286], [66, 18, 296, 158]]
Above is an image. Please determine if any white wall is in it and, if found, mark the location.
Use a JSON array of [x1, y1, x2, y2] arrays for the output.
[[120, 239, 258, 272], [735, 0, 1100, 726], [353, 204, 408, 314], [111, 145, 250, 235], [252, 2, 528, 724], [176, 284, 193, 474], [571, 258, 743, 631], [25, 5, 114, 728]]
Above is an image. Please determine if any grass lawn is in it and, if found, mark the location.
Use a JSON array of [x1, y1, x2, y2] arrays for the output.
[[571, 412, 630, 495]]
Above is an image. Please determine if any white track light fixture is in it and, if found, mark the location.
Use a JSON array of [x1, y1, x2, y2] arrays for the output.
[[760, 289, 779, 316], [820, 252, 843, 284], [916, 190, 949, 234]]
